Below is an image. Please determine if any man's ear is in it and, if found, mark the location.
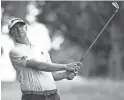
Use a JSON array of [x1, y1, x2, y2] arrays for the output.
[[10, 33, 16, 42], [12, 36, 15, 41]]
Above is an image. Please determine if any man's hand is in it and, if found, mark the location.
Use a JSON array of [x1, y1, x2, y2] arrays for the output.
[[65, 62, 83, 80], [66, 71, 78, 80], [65, 62, 82, 72], [52, 62, 82, 81]]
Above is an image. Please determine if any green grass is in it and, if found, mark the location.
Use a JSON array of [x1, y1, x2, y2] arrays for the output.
[[1, 78, 124, 100]]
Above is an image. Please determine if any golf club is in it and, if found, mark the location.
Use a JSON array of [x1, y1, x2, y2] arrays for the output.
[[80, 2, 119, 62]]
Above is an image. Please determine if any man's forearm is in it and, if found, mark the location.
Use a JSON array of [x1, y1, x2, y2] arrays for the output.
[[39, 62, 67, 72], [52, 71, 67, 81], [26, 59, 67, 72]]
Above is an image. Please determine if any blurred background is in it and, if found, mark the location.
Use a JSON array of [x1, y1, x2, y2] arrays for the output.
[[1, 1, 124, 100]]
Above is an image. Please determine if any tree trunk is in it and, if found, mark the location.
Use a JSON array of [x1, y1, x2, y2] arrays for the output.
[[109, 23, 124, 80]]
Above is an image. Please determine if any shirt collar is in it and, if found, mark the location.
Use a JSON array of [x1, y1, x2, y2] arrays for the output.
[[15, 41, 32, 47]]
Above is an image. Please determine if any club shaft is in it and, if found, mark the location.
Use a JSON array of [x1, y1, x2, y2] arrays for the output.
[[80, 9, 118, 62]]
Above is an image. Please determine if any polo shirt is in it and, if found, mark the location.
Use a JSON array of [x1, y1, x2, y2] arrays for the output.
[[9, 42, 56, 91]]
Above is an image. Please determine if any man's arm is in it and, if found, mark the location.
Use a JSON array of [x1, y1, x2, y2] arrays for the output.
[[10, 50, 81, 72], [52, 71, 78, 81], [26, 59, 67, 72], [52, 71, 68, 81], [27, 59, 81, 72]]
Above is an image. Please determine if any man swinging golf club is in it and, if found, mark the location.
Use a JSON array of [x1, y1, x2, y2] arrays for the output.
[[9, 18, 82, 100]]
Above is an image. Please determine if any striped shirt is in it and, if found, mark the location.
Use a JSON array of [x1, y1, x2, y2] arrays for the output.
[[9, 43, 56, 91]]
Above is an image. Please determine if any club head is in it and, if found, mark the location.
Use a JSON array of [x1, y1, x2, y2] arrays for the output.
[[112, 2, 119, 9]]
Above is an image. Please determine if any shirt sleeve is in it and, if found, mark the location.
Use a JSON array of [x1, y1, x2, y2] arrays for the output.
[[9, 49, 31, 68]]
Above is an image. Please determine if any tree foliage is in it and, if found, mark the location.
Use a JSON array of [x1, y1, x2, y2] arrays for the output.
[[1, 1, 124, 78]]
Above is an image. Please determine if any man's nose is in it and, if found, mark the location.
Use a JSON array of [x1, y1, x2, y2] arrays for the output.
[[19, 28, 25, 34], [18, 27, 23, 31]]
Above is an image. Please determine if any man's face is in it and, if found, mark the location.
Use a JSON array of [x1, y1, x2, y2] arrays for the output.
[[11, 23, 29, 44]]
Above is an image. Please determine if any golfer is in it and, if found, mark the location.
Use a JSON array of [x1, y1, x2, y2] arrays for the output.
[[9, 18, 82, 100]]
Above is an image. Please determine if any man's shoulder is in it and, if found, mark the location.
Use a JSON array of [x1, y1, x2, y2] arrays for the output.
[[9, 46, 23, 57], [10, 46, 19, 52]]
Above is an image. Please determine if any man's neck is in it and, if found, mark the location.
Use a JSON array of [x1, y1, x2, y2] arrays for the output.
[[15, 41, 30, 46], [16, 38, 30, 44]]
